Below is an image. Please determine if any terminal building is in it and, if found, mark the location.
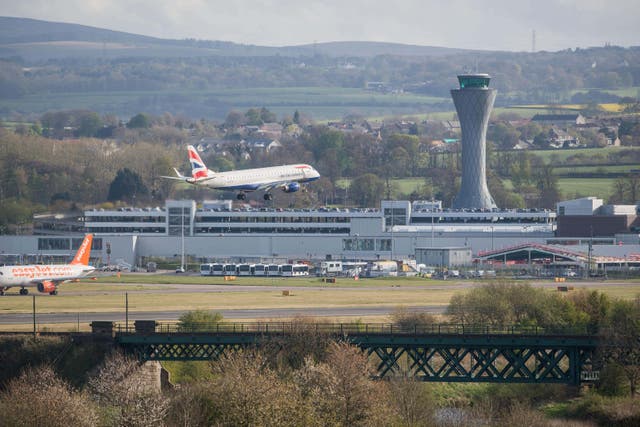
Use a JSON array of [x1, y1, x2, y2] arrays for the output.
[[2, 199, 558, 267]]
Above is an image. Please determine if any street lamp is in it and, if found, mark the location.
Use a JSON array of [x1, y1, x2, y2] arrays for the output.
[[490, 226, 494, 251]]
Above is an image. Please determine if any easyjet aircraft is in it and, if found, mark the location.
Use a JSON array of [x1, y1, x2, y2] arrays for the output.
[[163, 145, 321, 200], [0, 234, 95, 296]]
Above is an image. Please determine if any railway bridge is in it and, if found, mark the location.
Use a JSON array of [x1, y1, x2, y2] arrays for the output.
[[105, 322, 601, 386]]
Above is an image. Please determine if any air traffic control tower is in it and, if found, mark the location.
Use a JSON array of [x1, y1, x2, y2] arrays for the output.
[[451, 73, 497, 209]]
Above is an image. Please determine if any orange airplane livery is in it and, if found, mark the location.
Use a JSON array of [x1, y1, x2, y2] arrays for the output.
[[0, 234, 95, 296]]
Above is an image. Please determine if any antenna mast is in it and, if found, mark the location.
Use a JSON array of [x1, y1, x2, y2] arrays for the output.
[[532, 29, 536, 53]]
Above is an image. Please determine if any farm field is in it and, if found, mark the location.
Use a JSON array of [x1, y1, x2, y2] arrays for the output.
[[0, 87, 450, 121], [528, 147, 640, 164]]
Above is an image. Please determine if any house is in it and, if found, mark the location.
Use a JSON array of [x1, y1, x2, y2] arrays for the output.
[[531, 113, 587, 126], [512, 140, 532, 150], [245, 139, 282, 152], [546, 128, 581, 149]]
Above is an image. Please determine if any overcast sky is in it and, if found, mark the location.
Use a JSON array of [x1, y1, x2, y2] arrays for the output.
[[1, 0, 638, 52]]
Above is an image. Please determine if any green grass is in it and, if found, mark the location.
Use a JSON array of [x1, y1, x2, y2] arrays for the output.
[[554, 164, 636, 174], [557, 177, 617, 199], [528, 147, 640, 164], [0, 87, 449, 121]]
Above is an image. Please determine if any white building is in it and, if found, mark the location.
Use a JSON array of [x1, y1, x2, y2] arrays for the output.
[[1, 200, 559, 267]]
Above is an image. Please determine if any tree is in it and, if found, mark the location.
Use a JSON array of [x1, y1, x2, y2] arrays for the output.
[[76, 112, 103, 137], [177, 309, 223, 332], [294, 341, 394, 426], [88, 351, 169, 426], [224, 110, 247, 128], [107, 168, 149, 203], [208, 350, 307, 426], [349, 173, 384, 207], [390, 306, 437, 332], [126, 113, 152, 129], [599, 298, 640, 397], [0, 366, 98, 427], [260, 106, 277, 123], [447, 281, 586, 330], [535, 164, 561, 209], [245, 107, 263, 125]]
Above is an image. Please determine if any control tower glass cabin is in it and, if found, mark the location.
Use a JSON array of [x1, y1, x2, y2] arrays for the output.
[[450, 74, 497, 209]]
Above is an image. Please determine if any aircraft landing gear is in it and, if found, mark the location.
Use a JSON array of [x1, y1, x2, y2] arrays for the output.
[[49, 290, 58, 295], [19, 288, 28, 295], [236, 193, 246, 200], [263, 193, 273, 201], [0, 289, 4, 296]]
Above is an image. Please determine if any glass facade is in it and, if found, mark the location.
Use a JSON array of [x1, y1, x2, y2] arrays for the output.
[[458, 75, 490, 89]]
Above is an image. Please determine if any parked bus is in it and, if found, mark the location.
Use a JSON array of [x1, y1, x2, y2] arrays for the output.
[[200, 263, 212, 276], [211, 263, 224, 276], [266, 264, 281, 276], [237, 264, 253, 276], [292, 264, 310, 276], [280, 264, 294, 277], [253, 264, 267, 276], [223, 264, 237, 276]]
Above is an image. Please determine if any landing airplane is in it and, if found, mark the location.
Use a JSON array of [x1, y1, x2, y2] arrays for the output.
[[0, 234, 95, 296], [163, 145, 321, 200]]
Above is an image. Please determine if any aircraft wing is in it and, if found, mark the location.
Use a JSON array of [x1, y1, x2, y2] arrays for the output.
[[257, 180, 295, 192]]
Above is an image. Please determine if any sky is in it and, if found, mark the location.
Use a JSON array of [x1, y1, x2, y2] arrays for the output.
[[1, 0, 639, 52]]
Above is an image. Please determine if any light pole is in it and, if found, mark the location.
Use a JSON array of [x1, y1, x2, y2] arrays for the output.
[[490, 226, 494, 251], [180, 206, 185, 272]]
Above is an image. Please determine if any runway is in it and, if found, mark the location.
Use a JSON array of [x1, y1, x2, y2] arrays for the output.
[[0, 305, 445, 324], [0, 278, 637, 326]]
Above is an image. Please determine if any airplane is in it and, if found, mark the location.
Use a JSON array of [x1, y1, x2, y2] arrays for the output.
[[0, 234, 95, 296], [163, 145, 321, 200]]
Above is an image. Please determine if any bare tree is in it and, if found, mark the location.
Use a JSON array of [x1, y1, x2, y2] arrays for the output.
[[387, 375, 435, 426], [0, 365, 98, 427], [208, 349, 308, 426], [295, 341, 395, 426], [87, 351, 169, 426]]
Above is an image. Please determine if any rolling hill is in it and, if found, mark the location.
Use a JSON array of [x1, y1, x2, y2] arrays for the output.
[[0, 16, 470, 61]]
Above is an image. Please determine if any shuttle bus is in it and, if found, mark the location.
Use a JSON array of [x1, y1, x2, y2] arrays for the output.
[[280, 264, 294, 277], [266, 264, 281, 276], [200, 263, 212, 276], [292, 264, 310, 276], [253, 264, 267, 276], [211, 263, 224, 276], [223, 264, 237, 276], [237, 264, 253, 276]]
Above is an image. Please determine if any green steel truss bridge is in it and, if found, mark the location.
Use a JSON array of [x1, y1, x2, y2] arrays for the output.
[[112, 322, 600, 385]]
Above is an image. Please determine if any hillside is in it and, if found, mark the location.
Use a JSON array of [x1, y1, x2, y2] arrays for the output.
[[0, 16, 470, 61]]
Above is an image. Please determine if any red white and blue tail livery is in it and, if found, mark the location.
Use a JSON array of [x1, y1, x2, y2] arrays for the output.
[[163, 145, 320, 200]]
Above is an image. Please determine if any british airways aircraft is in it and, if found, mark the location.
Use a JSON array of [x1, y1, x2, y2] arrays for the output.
[[0, 234, 95, 296], [163, 145, 321, 200]]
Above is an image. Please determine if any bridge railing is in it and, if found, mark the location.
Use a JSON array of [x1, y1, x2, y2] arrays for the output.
[[114, 322, 590, 336]]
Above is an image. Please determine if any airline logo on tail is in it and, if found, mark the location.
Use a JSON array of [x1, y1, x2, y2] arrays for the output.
[[188, 145, 209, 180], [71, 234, 93, 266]]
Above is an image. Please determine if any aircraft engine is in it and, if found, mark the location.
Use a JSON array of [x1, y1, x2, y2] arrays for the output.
[[282, 182, 300, 193], [37, 280, 56, 293]]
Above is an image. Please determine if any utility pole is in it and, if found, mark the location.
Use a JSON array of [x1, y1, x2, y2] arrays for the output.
[[32, 295, 36, 339]]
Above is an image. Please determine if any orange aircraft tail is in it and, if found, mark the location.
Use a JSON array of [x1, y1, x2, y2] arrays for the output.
[[71, 234, 93, 265]]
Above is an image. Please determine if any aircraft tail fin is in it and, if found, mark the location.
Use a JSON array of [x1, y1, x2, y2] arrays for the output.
[[71, 234, 93, 266], [187, 145, 210, 180]]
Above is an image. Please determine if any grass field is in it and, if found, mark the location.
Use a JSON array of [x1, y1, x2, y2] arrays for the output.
[[553, 165, 636, 174], [528, 147, 640, 164], [0, 87, 450, 122], [1, 275, 639, 315], [556, 177, 616, 199]]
